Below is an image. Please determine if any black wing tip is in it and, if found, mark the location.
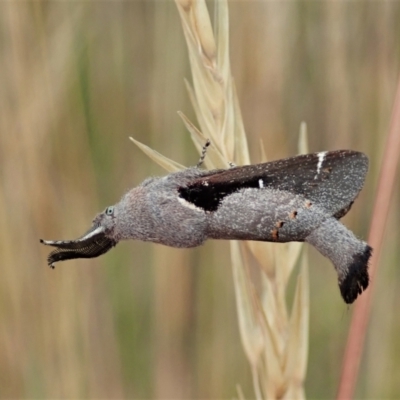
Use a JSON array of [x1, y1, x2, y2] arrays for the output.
[[339, 245, 372, 304]]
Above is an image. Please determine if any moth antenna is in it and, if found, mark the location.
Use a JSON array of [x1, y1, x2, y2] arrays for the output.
[[197, 139, 211, 168], [40, 224, 117, 268]]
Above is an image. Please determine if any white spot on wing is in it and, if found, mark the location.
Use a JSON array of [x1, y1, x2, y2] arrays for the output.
[[315, 151, 327, 179], [178, 197, 204, 212], [258, 179, 264, 188]]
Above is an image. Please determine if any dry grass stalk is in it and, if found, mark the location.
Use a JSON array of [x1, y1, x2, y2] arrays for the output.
[[131, 0, 310, 398]]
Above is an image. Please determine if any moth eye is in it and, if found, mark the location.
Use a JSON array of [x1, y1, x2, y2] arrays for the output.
[[105, 206, 114, 216]]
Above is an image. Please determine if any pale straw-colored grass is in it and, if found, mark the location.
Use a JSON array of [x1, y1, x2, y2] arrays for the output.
[[130, 0, 310, 398], [0, 5, 124, 397]]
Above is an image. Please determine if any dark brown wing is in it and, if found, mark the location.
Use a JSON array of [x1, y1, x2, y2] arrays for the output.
[[179, 150, 368, 216]]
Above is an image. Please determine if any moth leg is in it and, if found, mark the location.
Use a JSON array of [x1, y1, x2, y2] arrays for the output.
[[197, 139, 211, 168], [228, 161, 236, 168], [305, 217, 371, 304]]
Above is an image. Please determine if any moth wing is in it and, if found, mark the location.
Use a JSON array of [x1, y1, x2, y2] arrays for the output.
[[179, 150, 368, 216]]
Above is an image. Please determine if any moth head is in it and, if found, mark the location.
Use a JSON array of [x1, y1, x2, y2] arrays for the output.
[[40, 205, 118, 268]]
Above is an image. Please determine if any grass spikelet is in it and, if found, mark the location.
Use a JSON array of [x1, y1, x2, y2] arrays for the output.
[[133, 0, 310, 397], [129, 137, 185, 172]]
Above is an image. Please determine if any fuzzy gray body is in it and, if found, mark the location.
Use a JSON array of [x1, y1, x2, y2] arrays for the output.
[[114, 170, 209, 248], [41, 150, 371, 304]]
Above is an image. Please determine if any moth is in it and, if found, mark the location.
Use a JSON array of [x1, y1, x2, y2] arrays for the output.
[[41, 146, 371, 304]]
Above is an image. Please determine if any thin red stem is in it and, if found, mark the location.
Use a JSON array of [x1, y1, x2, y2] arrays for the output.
[[337, 75, 400, 399]]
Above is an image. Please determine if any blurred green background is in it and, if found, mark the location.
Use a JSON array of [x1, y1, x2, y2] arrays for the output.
[[1, 1, 400, 398]]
